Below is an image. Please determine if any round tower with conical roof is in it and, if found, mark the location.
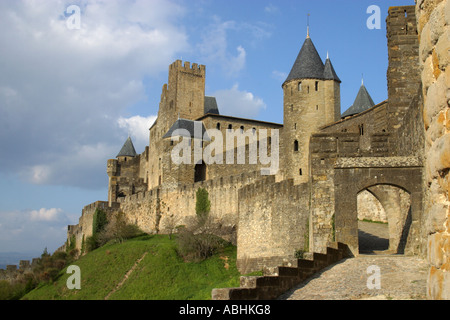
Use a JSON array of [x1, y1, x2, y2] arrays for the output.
[[281, 32, 341, 183]]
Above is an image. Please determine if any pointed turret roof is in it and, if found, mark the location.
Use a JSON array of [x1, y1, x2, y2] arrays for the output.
[[117, 137, 137, 158], [284, 37, 325, 84], [323, 54, 341, 82], [341, 81, 375, 118], [284, 37, 341, 85]]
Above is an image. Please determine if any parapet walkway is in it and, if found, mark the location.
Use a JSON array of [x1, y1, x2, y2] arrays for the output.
[[278, 255, 428, 300]]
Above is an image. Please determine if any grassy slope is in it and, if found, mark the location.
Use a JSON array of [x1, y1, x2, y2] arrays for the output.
[[23, 235, 246, 300]]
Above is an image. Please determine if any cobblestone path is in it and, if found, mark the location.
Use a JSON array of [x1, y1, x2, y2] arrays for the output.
[[279, 221, 429, 300]]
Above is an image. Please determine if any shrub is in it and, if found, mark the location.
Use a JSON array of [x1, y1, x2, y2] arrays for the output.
[[92, 208, 108, 235], [86, 234, 100, 252], [97, 211, 143, 246], [195, 188, 211, 226], [176, 226, 227, 262]]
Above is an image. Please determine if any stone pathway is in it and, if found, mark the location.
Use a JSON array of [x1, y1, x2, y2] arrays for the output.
[[278, 255, 428, 300], [279, 221, 429, 300], [358, 220, 390, 253]]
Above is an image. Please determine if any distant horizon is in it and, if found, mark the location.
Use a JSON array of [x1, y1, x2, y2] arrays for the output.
[[0, 251, 41, 269]]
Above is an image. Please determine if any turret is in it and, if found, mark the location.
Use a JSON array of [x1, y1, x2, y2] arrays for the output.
[[116, 136, 137, 162], [281, 32, 341, 183], [341, 79, 375, 118]]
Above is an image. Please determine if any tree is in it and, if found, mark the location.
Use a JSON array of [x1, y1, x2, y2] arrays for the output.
[[92, 208, 108, 236], [195, 187, 211, 226], [97, 211, 142, 245]]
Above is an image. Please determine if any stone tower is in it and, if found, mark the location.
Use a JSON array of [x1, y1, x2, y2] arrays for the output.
[[157, 60, 206, 135], [107, 136, 145, 205], [386, 6, 420, 131], [147, 60, 206, 189], [281, 33, 341, 183]]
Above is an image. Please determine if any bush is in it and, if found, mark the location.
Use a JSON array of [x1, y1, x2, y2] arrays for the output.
[[177, 227, 227, 262], [86, 234, 100, 252], [195, 188, 211, 226], [96, 211, 143, 246], [92, 208, 108, 235]]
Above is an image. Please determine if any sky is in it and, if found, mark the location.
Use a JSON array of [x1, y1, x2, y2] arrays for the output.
[[0, 0, 415, 258]]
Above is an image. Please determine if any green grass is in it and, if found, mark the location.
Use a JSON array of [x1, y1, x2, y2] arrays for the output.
[[22, 234, 252, 300], [359, 218, 388, 225]]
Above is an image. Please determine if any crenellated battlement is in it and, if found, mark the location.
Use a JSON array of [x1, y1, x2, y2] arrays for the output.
[[170, 59, 206, 75]]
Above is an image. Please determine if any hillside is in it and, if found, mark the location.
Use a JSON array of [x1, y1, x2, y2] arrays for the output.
[[22, 235, 248, 300]]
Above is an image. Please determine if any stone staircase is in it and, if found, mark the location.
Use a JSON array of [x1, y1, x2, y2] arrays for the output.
[[212, 242, 349, 300]]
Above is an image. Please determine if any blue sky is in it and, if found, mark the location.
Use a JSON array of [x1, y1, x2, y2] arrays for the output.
[[0, 0, 414, 257]]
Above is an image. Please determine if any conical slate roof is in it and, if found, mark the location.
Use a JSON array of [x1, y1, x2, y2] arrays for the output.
[[117, 137, 137, 158], [323, 57, 341, 82], [285, 37, 325, 83], [341, 82, 375, 118], [284, 37, 340, 85]]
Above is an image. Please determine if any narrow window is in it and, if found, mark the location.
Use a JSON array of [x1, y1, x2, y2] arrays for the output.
[[298, 82, 302, 91], [359, 124, 364, 136], [299, 168, 303, 176], [315, 81, 319, 91], [316, 105, 319, 111], [252, 128, 256, 135], [228, 124, 232, 131], [216, 123, 221, 130], [294, 140, 299, 152], [240, 126, 244, 133]]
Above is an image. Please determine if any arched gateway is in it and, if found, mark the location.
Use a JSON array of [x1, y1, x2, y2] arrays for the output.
[[333, 157, 422, 256]]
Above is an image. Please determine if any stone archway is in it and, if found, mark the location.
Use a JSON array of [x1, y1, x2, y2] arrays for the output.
[[357, 185, 412, 254], [333, 160, 422, 257]]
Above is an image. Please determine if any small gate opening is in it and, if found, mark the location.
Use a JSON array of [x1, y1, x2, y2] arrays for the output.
[[357, 185, 411, 254], [357, 189, 389, 254], [194, 161, 207, 183]]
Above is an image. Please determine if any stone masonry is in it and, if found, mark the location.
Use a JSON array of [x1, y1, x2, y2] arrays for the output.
[[416, 0, 450, 300], [63, 3, 449, 300]]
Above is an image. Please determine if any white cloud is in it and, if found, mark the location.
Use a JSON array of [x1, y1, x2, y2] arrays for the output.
[[30, 208, 63, 222], [0, 208, 74, 252], [272, 70, 288, 82], [213, 84, 266, 119], [19, 142, 118, 188], [117, 115, 157, 147], [197, 18, 244, 76], [0, 0, 189, 189], [264, 4, 280, 14]]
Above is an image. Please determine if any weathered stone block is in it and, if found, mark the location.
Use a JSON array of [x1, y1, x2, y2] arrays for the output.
[[426, 134, 450, 175], [428, 233, 445, 268]]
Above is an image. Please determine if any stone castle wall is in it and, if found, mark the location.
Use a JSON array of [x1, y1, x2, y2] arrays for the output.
[[236, 177, 310, 274], [415, 0, 450, 300], [62, 2, 450, 300], [118, 171, 263, 238], [0, 259, 38, 282], [68, 201, 120, 250]]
